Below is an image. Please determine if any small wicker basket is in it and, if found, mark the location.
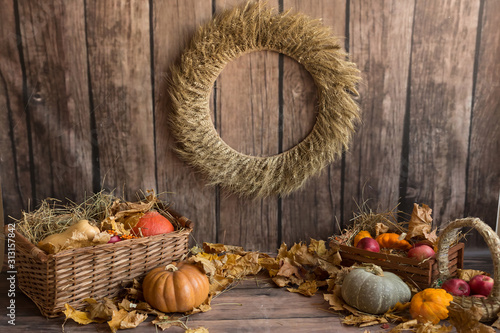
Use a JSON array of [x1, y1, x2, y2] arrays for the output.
[[6, 208, 193, 318], [436, 217, 500, 322]]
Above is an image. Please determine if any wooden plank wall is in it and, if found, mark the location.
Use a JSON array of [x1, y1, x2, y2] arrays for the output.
[[1, 0, 499, 252]]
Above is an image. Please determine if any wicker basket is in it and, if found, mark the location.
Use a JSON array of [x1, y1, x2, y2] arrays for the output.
[[338, 242, 464, 290], [435, 217, 500, 322], [5, 208, 193, 318]]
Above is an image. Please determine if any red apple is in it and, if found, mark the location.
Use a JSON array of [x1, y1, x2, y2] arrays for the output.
[[469, 274, 494, 297], [442, 278, 470, 296], [356, 237, 380, 253], [407, 244, 435, 261], [471, 294, 487, 298], [107, 235, 122, 243]]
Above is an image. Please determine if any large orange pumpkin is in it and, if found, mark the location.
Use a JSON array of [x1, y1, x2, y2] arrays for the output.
[[143, 262, 209, 313], [410, 288, 453, 324], [376, 233, 412, 250]]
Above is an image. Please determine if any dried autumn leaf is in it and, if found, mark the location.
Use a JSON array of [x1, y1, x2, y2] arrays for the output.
[[342, 314, 388, 327], [423, 228, 438, 244], [259, 257, 279, 277], [152, 314, 188, 331], [448, 304, 495, 333], [406, 203, 433, 240], [122, 279, 144, 301], [110, 197, 156, 220], [84, 297, 116, 321], [185, 327, 209, 333], [63, 303, 99, 325], [375, 222, 390, 236], [457, 269, 489, 282], [389, 319, 452, 333], [309, 238, 328, 256], [187, 253, 218, 276], [203, 242, 246, 255], [107, 309, 148, 333], [100, 217, 129, 235], [323, 285, 345, 311], [287, 280, 319, 296], [384, 302, 411, 323], [275, 257, 305, 286], [492, 312, 500, 330]]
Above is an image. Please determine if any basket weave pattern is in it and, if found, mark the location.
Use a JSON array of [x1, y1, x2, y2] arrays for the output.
[[10, 210, 192, 318], [339, 243, 464, 290], [436, 217, 500, 322]]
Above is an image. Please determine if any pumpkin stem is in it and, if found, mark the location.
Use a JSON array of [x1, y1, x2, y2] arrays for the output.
[[361, 263, 384, 276], [165, 264, 179, 272]]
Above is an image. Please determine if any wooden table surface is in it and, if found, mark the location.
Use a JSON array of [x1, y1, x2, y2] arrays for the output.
[[1, 251, 499, 333]]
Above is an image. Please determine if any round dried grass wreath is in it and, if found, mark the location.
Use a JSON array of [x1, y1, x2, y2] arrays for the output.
[[168, 2, 360, 197]]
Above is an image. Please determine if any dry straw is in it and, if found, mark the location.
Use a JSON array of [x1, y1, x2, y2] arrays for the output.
[[168, 1, 361, 197]]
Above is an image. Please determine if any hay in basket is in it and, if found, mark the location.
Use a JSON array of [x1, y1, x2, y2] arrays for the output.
[[8, 191, 193, 318]]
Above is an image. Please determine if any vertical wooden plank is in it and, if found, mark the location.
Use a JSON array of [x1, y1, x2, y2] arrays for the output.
[[466, 0, 500, 243], [215, 0, 280, 251], [280, 0, 346, 245], [406, 0, 480, 226], [16, 0, 93, 205], [153, 0, 217, 245], [86, 0, 155, 199], [0, 0, 32, 220], [344, 1, 414, 220]]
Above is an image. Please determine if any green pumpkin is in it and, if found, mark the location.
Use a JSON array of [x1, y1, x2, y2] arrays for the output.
[[341, 264, 411, 314]]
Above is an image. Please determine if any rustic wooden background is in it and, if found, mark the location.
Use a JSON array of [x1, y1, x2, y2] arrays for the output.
[[1, 0, 499, 252]]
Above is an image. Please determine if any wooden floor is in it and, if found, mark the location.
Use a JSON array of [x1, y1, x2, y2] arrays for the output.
[[1, 251, 499, 333]]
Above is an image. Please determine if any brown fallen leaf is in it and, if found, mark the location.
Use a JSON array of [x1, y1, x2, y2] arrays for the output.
[[185, 327, 209, 333], [63, 303, 100, 325], [287, 280, 319, 296], [203, 242, 246, 255], [406, 203, 433, 241], [375, 222, 390, 236], [448, 304, 495, 333], [84, 297, 117, 321], [342, 314, 388, 327], [323, 285, 345, 311], [492, 312, 500, 329], [107, 309, 148, 333], [389, 319, 452, 333], [152, 314, 189, 331], [457, 269, 490, 282]]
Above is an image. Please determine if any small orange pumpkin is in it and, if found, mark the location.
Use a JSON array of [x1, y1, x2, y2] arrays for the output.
[[410, 288, 453, 324], [375, 233, 412, 250], [143, 262, 209, 313], [353, 230, 372, 247]]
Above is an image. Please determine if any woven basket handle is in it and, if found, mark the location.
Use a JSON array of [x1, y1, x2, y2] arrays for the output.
[[3, 225, 49, 263], [166, 208, 194, 230], [437, 217, 500, 299]]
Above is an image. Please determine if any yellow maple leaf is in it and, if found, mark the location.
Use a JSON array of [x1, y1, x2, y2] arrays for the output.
[[107, 309, 148, 333], [287, 280, 319, 296], [63, 303, 100, 325]]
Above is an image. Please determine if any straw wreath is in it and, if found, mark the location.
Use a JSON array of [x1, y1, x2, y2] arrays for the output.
[[168, 1, 360, 197]]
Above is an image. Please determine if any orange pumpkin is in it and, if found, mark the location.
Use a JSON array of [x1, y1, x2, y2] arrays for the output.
[[375, 233, 412, 250], [131, 211, 174, 237], [410, 288, 453, 324], [143, 262, 209, 313], [353, 230, 372, 247]]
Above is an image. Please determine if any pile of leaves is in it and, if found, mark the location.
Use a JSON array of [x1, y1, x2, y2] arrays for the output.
[[62, 203, 499, 333]]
